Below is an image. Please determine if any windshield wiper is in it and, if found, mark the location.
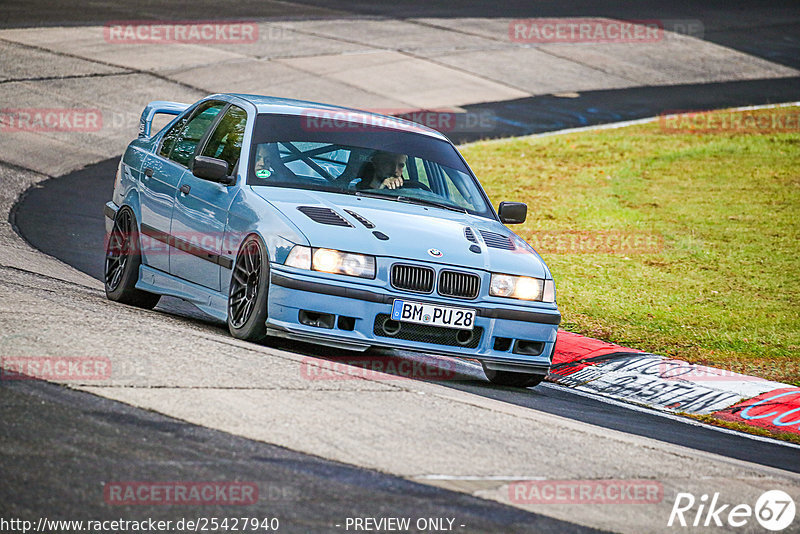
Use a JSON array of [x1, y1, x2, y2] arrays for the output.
[[354, 190, 390, 200], [355, 190, 468, 214], [396, 196, 467, 214]]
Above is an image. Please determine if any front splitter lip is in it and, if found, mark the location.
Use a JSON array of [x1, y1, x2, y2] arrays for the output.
[[264, 321, 553, 374], [480, 358, 551, 375]]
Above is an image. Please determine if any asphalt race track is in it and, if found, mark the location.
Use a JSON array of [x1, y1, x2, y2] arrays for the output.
[[12, 157, 800, 477], [3, 0, 799, 73], [2, 0, 800, 532], [2, 379, 599, 534]]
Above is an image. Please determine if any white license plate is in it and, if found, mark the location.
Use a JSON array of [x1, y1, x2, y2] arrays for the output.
[[391, 299, 476, 330]]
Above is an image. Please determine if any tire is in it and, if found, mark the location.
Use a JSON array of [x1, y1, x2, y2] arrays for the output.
[[104, 207, 161, 309], [227, 234, 269, 342], [482, 364, 546, 388]]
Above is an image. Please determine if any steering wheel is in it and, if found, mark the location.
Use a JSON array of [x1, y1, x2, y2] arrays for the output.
[[402, 181, 432, 192]]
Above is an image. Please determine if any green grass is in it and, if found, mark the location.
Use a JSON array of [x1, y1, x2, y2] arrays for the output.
[[462, 106, 800, 385]]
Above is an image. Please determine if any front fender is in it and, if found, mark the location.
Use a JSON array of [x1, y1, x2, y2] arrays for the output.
[[221, 188, 308, 294]]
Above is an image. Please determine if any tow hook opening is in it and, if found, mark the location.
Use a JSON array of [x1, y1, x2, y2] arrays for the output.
[[456, 329, 474, 346], [382, 318, 401, 335]]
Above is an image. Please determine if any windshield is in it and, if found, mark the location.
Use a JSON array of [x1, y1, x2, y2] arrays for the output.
[[247, 114, 493, 217]]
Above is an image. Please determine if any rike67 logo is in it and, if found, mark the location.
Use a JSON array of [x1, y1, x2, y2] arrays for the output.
[[668, 490, 796, 531]]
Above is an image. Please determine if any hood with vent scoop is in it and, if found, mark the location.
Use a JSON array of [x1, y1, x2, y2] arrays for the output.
[[252, 187, 549, 278]]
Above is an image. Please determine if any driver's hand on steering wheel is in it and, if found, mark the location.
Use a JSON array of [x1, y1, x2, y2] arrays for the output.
[[379, 175, 404, 190]]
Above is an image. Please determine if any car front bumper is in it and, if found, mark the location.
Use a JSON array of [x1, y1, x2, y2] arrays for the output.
[[266, 266, 560, 374]]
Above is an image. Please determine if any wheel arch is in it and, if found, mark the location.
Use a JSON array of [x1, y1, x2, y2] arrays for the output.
[[226, 231, 271, 341], [119, 189, 143, 228], [223, 230, 273, 294]]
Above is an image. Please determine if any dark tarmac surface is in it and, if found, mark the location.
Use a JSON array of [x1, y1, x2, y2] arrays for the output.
[[2, 0, 798, 73], [454, 77, 800, 144], [1, 379, 603, 533]]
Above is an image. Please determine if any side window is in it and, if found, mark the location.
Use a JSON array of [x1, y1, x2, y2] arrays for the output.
[[200, 106, 248, 174], [169, 102, 226, 167], [158, 116, 188, 159]]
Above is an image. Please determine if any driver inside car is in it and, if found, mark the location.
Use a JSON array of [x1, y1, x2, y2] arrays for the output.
[[357, 150, 407, 190], [253, 143, 276, 179], [252, 142, 296, 182]]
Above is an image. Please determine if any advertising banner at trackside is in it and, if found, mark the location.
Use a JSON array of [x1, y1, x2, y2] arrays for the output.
[[549, 331, 794, 422]]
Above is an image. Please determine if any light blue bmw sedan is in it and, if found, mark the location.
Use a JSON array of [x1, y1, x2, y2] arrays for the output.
[[104, 93, 560, 387]]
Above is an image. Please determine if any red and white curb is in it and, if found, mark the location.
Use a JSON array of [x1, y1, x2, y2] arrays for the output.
[[548, 331, 799, 435]]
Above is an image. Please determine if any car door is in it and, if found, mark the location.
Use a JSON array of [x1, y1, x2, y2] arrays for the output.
[[139, 101, 226, 273], [139, 116, 189, 273], [170, 104, 248, 291]]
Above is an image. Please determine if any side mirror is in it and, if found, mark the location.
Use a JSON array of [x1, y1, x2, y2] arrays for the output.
[[498, 201, 527, 224], [192, 156, 234, 185]]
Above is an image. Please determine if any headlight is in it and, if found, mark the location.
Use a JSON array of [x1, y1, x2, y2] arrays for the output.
[[284, 245, 375, 279], [490, 273, 556, 303], [313, 248, 375, 278]]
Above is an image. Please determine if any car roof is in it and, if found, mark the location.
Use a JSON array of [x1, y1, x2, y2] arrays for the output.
[[217, 93, 450, 142]]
